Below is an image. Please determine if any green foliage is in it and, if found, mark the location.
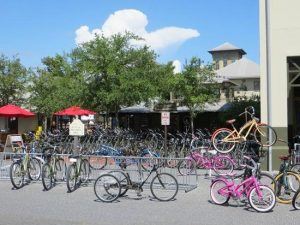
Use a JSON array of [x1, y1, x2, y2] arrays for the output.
[[174, 57, 220, 132], [0, 54, 29, 106], [28, 54, 85, 117], [218, 95, 261, 128], [71, 33, 173, 114]]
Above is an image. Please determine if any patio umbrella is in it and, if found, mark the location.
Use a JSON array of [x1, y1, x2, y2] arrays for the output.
[[54, 106, 96, 116], [0, 104, 35, 117]]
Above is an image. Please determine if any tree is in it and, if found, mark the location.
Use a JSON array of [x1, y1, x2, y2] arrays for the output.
[[0, 54, 29, 106], [175, 57, 219, 133], [71, 33, 174, 126], [28, 54, 85, 129], [218, 95, 260, 128]]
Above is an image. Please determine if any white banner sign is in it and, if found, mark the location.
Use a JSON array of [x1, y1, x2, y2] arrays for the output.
[[161, 112, 170, 126], [69, 119, 85, 136]]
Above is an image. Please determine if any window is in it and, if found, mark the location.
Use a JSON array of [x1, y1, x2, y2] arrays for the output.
[[254, 80, 260, 91], [223, 59, 227, 67]]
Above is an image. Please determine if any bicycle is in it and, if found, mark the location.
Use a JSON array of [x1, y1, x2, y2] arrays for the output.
[[9, 145, 41, 189], [66, 154, 90, 192], [210, 157, 276, 212], [292, 187, 300, 209], [94, 163, 178, 202], [211, 106, 277, 154], [272, 155, 300, 204], [41, 149, 66, 191], [177, 147, 234, 176]]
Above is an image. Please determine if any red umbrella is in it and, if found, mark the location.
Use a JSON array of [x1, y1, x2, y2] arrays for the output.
[[0, 104, 35, 117], [54, 106, 96, 116]]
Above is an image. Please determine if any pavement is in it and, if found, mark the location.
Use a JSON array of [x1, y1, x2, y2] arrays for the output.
[[0, 175, 300, 225]]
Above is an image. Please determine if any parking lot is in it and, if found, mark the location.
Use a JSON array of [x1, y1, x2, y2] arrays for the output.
[[1, 175, 300, 225]]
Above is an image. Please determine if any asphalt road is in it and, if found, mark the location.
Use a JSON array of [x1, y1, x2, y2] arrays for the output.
[[0, 176, 300, 225]]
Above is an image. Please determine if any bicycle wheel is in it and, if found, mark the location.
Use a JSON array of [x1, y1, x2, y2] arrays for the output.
[[10, 161, 24, 189], [211, 128, 236, 154], [28, 157, 41, 181], [89, 156, 107, 170], [79, 159, 90, 183], [248, 185, 276, 212], [177, 159, 195, 176], [94, 174, 121, 202], [150, 173, 178, 201], [55, 158, 66, 181], [109, 170, 129, 196], [292, 188, 300, 210], [66, 164, 78, 192], [213, 156, 234, 176], [210, 179, 230, 205], [291, 163, 300, 174], [257, 172, 276, 192], [42, 163, 53, 191], [140, 153, 159, 171], [254, 124, 277, 147], [273, 171, 300, 203]]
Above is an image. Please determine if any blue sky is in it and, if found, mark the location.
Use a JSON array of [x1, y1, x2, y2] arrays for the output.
[[0, 0, 259, 70]]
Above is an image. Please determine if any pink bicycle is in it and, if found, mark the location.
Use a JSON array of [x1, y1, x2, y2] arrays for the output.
[[210, 166, 276, 212], [177, 148, 235, 176]]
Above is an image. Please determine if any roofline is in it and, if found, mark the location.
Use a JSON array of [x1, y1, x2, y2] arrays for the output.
[[208, 49, 246, 55]]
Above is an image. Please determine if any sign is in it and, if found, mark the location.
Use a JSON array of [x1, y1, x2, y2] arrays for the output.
[[161, 112, 170, 126], [69, 119, 85, 136], [4, 134, 24, 153]]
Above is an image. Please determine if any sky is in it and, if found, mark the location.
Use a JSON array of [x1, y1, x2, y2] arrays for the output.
[[0, 0, 259, 72]]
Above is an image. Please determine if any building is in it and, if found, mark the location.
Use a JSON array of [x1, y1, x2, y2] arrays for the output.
[[260, 0, 300, 169], [209, 42, 260, 101]]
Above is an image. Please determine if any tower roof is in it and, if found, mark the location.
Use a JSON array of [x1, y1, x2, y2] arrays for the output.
[[215, 57, 259, 79], [208, 42, 246, 55]]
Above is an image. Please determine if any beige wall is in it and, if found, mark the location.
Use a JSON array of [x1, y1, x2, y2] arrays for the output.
[[213, 51, 242, 69], [260, 0, 300, 128]]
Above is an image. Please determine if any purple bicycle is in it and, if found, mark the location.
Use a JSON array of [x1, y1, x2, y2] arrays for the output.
[[177, 148, 235, 176], [210, 162, 276, 212]]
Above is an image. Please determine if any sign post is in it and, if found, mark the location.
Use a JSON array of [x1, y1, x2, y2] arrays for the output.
[[69, 118, 85, 155], [161, 112, 170, 156]]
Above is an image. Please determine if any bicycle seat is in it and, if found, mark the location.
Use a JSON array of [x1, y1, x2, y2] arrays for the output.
[[226, 119, 236, 124], [279, 155, 290, 161]]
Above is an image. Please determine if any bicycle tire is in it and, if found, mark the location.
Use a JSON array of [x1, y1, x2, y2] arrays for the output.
[[213, 156, 234, 176], [211, 128, 236, 154], [210, 179, 230, 205], [177, 159, 195, 176], [150, 173, 178, 201], [42, 163, 53, 191], [248, 185, 276, 212], [66, 164, 78, 192], [89, 156, 107, 170], [108, 170, 129, 196], [28, 157, 41, 181], [10, 161, 24, 189], [292, 188, 300, 210], [94, 174, 121, 202], [140, 153, 159, 171], [258, 172, 276, 192], [55, 157, 66, 181], [254, 124, 277, 147], [273, 171, 300, 203], [79, 159, 90, 183], [291, 163, 300, 174]]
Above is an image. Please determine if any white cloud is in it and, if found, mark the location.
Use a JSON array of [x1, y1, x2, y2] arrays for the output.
[[75, 9, 200, 52], [172, 60, 182, 74]]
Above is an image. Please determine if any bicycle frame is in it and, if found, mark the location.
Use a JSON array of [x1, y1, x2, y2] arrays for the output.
[[223, 119, 259, 143], [216, 175, 262, 199]]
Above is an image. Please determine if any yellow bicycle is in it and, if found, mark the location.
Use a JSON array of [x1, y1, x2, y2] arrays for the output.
[[211, 106, 277, 153]]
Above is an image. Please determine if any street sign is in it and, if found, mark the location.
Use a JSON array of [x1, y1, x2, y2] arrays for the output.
[[69, 119, 85, 136], [161, 112, 170, 125]]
